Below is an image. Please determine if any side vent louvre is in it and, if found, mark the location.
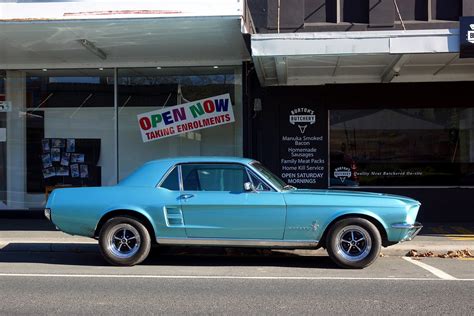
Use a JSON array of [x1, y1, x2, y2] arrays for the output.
[[164, 207, 184, 227]]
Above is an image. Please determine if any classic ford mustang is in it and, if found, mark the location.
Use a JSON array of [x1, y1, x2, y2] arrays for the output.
[[45, 157, 422, 268]]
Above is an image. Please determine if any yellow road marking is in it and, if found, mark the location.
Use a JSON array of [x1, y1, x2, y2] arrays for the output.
[[451, 226, 474, 234], [441, 234, 474, 241], [458, 258, 474, 261], [449, 237, 474, 241], [431, 227, 450, 234]]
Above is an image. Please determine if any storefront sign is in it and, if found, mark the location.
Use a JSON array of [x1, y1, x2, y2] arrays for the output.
[[460, 17, 474, 58], [289, 108, 316, 134], [334, 167, 352, 183], [0, 1, 243, 21], [279, 105, 328, 188], [137, 94, 234, 142]]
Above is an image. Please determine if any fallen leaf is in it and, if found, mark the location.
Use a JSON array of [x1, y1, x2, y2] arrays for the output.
[[407, 249, 473, 259]]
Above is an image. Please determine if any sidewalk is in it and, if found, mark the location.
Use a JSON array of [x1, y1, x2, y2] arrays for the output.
[[0, 219, 473, 257]]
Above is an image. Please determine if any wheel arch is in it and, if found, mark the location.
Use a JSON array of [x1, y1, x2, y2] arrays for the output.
[[319, 213, 391, 248], [95, 209, 157, 243]]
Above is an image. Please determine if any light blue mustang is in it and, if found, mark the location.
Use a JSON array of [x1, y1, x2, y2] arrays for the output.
[[45, 156, 422, 268]]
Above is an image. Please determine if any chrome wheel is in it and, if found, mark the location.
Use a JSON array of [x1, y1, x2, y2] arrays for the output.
[[335, 225, 372, 262], [107, 224, 141, 259]]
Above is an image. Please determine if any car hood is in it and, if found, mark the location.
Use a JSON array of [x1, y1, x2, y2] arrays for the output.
[[287, 189, 420, 205]]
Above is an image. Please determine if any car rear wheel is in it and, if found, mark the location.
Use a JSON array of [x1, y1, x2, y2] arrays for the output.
[[99, 216, 151, 266], [326, 218, 381, 269]]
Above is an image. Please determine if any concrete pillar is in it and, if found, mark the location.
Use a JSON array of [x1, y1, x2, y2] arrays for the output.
[[463, 0, 474, 16], [6, 70, 26, 209]]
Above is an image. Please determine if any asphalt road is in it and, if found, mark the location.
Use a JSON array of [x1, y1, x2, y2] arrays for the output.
[[0, 219, 473, 314], [0, 249, 472, 315]]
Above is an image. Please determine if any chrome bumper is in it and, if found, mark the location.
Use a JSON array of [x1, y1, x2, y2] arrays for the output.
[[391, 222, 423, 242], [44, 208, 51, 221]]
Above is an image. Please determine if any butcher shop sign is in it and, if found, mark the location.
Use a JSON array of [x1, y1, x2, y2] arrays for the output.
[[137, 94, 234, 142]]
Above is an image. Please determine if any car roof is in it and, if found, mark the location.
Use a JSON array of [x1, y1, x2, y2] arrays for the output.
[[144, 156, 255, 166]]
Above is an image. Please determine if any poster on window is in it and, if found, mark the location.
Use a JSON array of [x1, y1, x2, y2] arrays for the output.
[[137, 93, 235, 143], [279, 105, 328, 189]]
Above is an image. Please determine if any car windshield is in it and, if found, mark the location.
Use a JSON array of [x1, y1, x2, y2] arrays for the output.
[[250, 161, 292, 191]]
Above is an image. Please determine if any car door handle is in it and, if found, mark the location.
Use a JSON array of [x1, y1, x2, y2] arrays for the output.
[[179, 194, 194, 200]]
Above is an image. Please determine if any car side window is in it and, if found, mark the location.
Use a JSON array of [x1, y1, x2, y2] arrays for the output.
[[248, 170, 272, 191], [181, 163, 250, 192], [160, 167, 180, 191]]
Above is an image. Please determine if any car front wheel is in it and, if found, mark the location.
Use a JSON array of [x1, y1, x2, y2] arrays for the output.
[[326, 218, 381, 269], [99, 216, 151, 266]]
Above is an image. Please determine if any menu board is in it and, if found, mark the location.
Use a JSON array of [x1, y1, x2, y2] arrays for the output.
[[279, 105, 328, 188]]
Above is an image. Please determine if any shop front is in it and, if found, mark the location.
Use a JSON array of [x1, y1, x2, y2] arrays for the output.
[[248, 29, 474, 222], [0, 1, 249, 210]]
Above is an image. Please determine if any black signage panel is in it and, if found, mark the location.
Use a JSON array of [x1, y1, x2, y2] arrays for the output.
[[460, 16, 474, 58], [278, 104, 328, 188]]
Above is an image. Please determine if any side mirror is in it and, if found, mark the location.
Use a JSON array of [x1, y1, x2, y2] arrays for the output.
[[244, 182, 256, 192]]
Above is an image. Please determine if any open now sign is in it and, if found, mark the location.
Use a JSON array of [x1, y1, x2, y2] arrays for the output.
[[137, 93, 235, 142]]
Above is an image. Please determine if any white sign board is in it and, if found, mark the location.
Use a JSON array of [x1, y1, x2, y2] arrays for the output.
[[0, 101, 11, 112], [137, 94, 235, 143]]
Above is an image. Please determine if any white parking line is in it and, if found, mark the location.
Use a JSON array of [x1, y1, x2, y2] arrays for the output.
[[0, 273, 472, 281], [403, 257, 457, 280]]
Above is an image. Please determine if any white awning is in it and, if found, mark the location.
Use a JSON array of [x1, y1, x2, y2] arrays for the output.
[[252, 29, 474, 86], [0, 0, 250, 69]]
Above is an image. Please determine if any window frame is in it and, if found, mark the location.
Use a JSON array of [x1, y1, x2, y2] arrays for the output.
[[157, 165, 181, 191], [158, 162, 278, 192]]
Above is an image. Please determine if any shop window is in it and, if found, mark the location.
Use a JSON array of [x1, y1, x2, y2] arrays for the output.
[[0, 69, 115, 209], [1, 66, 242, 210], [24, 70, 115, 198], [396, 0, 429, 21], [342, 0, 369, 24], [330, 108, 474, 187], [431, 0, 461, 21], [117, 67, 242, 181]]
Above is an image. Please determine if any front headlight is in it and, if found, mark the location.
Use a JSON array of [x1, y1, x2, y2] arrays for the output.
[[44, 208, 51, 221]]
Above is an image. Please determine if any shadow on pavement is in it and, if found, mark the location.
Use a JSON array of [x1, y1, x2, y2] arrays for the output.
[[0, 219, 57, 231], [0, 244, 339, 269]]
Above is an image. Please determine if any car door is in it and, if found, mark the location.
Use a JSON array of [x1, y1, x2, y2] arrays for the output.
[[179, 163, 286, 239]]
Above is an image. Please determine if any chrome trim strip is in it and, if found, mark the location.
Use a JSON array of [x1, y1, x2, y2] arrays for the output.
[[178, 165, 183, 192], [156, 237, 319, 248], [44, 208, 51, 221], [391, 222, 423, 242], [391, 222, 423, 229]]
